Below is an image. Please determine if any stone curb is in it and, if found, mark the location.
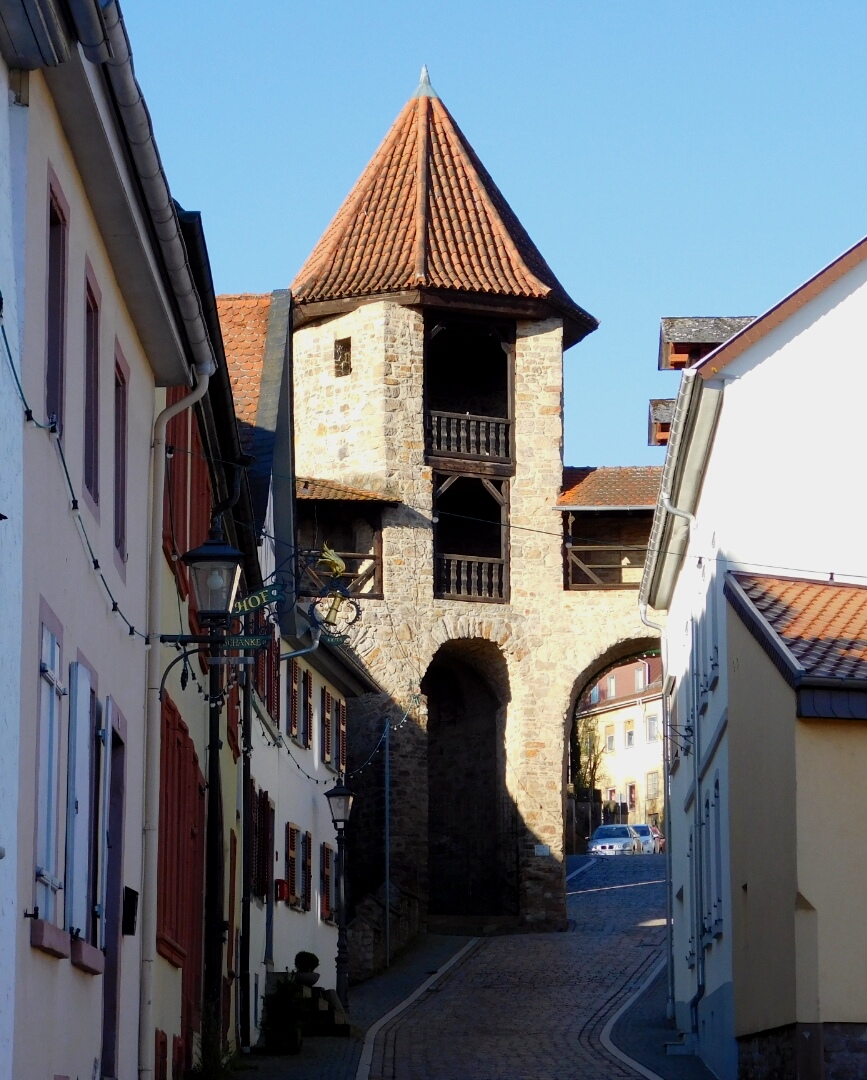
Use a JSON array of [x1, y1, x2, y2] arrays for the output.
[[600, 955, 668, 1080], [353, 937, 481, 1080]]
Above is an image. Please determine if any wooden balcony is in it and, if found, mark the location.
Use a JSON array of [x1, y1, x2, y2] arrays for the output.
[[298, 550, 383, 599], [565, 544, 647, 590], [435, 554, 508, 603], [425, 410, 513, 472]]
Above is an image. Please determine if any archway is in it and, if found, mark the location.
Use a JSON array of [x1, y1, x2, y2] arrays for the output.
[[421, 639, 514, 920], [565, 636, 661, 851]]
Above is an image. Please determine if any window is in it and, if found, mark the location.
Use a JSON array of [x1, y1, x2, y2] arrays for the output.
[[607, 675, 616, 698], [83, 284, 100, 503], [157, 695, 205, 980], [37, 623, 65, 923], [301, 669, 313, 748], [334, 337, 351, 377], [300, 831, 312, 911], [646, 771, 660, 799], [285, 823, 299, 907], [646, 714, 659, 742], [635, 665, 646, 692], [321, 687, 333, 766], [320, 843, 334, 921], [46, 191, 67, 431], [607, 787, 616, 803], [625, 720, 635, 748], [627, 783, 637, 811], [338, 699, 347, 774], [589, 684, 599, 705], [250, 785, 272, 902], [288, 659, 300, 740], [65, 662, 96, 939], [113, 362, 128, 558], [605, 725, 615, 753]]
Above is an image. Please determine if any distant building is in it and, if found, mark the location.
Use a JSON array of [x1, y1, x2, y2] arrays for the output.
[[573, 656, 664, 828]]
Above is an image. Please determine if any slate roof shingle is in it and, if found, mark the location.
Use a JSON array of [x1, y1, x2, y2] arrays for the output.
[[660, 317, 756, 345], [557, 466, 663, 509], [291, 74, 595, 341], [731, 574, 867, 681]]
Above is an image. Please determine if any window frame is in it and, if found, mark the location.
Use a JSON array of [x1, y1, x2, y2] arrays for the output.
[[113, 352, 129, 563], [82, 272, 101, 508], [36, 613, 66, 925], [45, 182, 68, 432]]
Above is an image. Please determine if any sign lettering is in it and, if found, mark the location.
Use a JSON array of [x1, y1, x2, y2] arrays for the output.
[[232, 584, 286, 616]]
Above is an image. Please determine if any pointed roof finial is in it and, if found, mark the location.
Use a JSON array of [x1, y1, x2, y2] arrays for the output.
[[414, 64, 439, 99]]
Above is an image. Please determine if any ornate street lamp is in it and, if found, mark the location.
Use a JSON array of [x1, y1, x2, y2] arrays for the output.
[[181, 522, 244, 624], [325, 780, 355, 1010], [180, 518, 244, 1028]]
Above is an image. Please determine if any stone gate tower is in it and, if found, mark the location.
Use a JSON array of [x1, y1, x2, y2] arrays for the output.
[[290, 69, 652, 932]]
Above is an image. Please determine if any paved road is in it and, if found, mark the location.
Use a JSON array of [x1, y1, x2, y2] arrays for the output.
[[367, 855, 667, 1080]]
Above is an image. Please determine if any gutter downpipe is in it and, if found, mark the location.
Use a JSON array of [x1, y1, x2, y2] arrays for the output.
[[141, 370, 211, 1079], [659, 490, 705, 1040], [638, 601, 674, 1021]]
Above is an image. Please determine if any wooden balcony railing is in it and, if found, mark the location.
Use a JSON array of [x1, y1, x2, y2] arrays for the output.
[[298, 550, 383, 599], [426, 410, 512, 463], [435, 554, 507, 602], [565, 544, 647, 590]]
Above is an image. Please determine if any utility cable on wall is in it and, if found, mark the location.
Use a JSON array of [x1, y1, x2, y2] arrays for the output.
[[0, 303, 148, 642]]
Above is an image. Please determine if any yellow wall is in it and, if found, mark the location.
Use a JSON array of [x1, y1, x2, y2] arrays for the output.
[[795, 717, 867, 1022], [727, 614, 797, 1036]]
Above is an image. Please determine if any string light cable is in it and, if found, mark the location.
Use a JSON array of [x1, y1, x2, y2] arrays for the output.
[[0, 305, 147, 641]]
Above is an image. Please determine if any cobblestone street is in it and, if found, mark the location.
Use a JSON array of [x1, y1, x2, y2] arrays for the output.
[[365, 855, 667, 1080]]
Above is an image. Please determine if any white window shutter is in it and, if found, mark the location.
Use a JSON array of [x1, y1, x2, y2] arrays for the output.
[[97, 697, 113, 949], [65, 662, 92, 935]]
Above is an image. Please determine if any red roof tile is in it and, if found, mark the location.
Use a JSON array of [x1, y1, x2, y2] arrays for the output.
[[733, 574, 867, 680], [291, 75, 594, 339], [296, 477, 395, 502], [557, 466, 662, 509], [216, 293, 271, 450]]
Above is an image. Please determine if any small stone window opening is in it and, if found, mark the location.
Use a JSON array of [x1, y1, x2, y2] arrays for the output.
[[334, 337, 352, 377]]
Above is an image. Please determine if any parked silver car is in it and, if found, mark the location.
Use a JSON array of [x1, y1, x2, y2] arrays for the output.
[[630, 823, 658, 854], [587, 824, 642, 856]]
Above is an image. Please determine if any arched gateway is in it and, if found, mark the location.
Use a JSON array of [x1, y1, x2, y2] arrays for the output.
[[288, 69, 661, 944]]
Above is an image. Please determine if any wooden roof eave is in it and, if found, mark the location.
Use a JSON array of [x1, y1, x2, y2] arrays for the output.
[[292, 286, 597, 340]]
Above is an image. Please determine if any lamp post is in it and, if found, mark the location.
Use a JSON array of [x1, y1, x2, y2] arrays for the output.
[[324, 780, 354, 1010], [181, 521, 244, 1031]]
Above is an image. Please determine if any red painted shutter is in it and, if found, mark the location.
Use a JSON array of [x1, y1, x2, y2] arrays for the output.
[[304, 832, 313, 911], [321, 845, 333, 920], [286, 823, 298, 905], [226, 679, 240, 761], [268, 633, 280, 722], [304, 671, 313, 747], [322, 689, 333, 763], [289, 660, 299, 738], [338, 700, 347, 774]]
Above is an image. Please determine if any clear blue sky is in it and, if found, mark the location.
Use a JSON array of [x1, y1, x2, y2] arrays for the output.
[[123, 1, 867, 467]]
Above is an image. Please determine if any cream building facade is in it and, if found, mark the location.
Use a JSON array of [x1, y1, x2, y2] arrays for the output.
[[574, 657, 664, 828]]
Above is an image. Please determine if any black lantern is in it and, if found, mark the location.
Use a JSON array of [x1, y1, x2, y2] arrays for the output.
[[181, 522, 244, 623], [324, 781, 355, 828]]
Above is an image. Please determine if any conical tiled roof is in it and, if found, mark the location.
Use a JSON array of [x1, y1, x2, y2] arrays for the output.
[[291, 70, 596, 345]]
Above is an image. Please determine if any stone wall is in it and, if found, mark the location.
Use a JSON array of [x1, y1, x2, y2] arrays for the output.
[[294, 300, 655, 930]]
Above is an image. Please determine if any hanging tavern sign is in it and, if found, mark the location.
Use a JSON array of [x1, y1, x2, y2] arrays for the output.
[[231, 584, 286, 616]]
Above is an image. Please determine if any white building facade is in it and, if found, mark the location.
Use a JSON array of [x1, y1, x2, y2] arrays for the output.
[[641, 237, 867, 1080]]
